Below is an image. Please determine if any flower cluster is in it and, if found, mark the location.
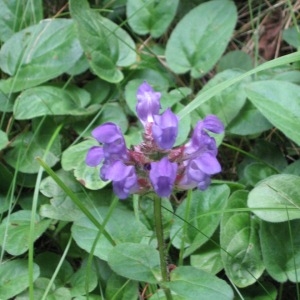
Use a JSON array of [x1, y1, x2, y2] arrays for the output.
[[86, 82, 224, 199]]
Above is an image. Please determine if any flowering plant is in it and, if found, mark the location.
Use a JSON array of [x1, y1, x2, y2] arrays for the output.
[[86, 82, 224, 199]]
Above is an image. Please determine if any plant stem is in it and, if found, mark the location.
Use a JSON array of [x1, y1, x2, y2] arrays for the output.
[[153, 195, 173, 300]]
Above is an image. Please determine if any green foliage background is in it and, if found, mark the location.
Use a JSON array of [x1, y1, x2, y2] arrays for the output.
[[0, 0, 300, 299]]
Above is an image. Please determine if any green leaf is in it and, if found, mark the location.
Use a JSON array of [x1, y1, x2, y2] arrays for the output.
[[40, 194, 85, 222], [283, 26, 300, 49], [227, 101, 272, 136], [73, 103, 128, 138], [13, 85, 95, 120], [197, 70, 248, 127], [251, 140, 287, 171], [71, 205, 152, 261], [0, 129, 8, 150], [107, 243, 160, 284], [177, 52, 300, 120], [0, 91, 16, 112], [70, 0, 136, 83], [0, 19, 83, 93], [0, 0, 43, 42], [16, 278, 72, 300], [96, 103, 129, 132], [4, 119, 61, 173], [61, 140, 109, 190], [243, 162, 277, 186], [170, 185, 230, 257], [190, 242, 223, 274], [283, 159, 300, 176], [127, 0, 179, 38], [84, 78, 113, 105], [39, 169, 92, 222], [35, 252, 74, 287], [216, 50, 253, 72], [246, 80, 300, 146], [0, 194, 12, 214], [166, 266, 234, 300], [237, 282, 278, 300], [40, 169, 83, 198], [105, 273, 139, 300], [190, 241, 223, 275], [165, 0, 237, 78], [0, 210, 51, 255], [0, 259, 39, 299], [0, 162, 14, 193], [220, 190, 264, 287], [247, 174, 300, 222], [260, 220, 300, 282], [68, 260, 98, 297]]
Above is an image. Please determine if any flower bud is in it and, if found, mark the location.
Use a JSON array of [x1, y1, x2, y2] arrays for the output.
[[136, 81, 161, 125]]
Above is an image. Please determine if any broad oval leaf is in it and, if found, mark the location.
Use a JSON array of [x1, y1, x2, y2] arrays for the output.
[[0, 259, 40, 299], [190, 241, 223, 275], [260, 220, 300, 282], [243, 162, 277, 187], [246, 80, 300, 146], [221, 190, 264, 287], [71, 206, 152, 261], [248, 174, 300, 222], [165, 0, 237, 78], [70, 0, 136, 83], [107, 243, 160, 284], [127, 0, 179, 38], [4, 120, 61, 173], [170, 185, 230, 257], [227, 100, 273, 136], [0, 19, 83, 93], [166, 266, 234, 300], [0, 210, 51, 255], [14, 85, 93, 119]]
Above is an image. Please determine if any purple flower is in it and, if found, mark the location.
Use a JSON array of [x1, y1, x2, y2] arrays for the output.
[[86, 146, 104, 167], [185, 153, 221, 190], [105, 160, 138, 199], [178, 170, 211, 191], [91, 123, 127, 159], [136, 81, 161, 125], [177, 115, 223, 191], [150, 157, 178, 197], [152, 108, 178, 150], [185, 115, 224, 157], [203, 115, 224, 133], [86, 81, 224, 199]]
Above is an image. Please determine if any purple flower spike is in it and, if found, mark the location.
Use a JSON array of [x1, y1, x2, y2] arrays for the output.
[[105, 161, 138, 199], [203, 115, 224, 133], [152, 108, 179, 150], [150, 157, 178, 197], [85, 146, 104, 167], [136, 81, 161, 125]]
